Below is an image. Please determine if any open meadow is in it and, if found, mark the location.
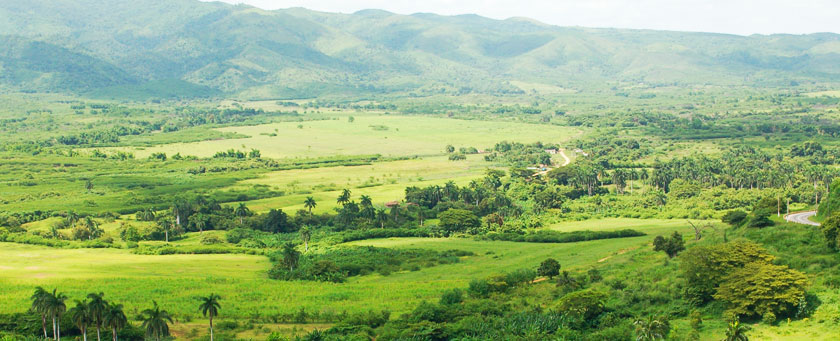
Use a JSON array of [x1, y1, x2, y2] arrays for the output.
[[3, 2, 840, 339], [232, 155, 494, 213], [0, 217, 687, 318], [103, 115, 585, 159]]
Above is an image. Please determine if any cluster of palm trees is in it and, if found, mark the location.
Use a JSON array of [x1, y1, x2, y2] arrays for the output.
[[30, 288, 222, 341], [332, 190, 394, 228], [648, 146, 835, 193], [50, 212, 104, 241], [31, 288, 124, 341]]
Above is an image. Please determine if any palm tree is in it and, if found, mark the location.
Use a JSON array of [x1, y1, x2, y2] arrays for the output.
[[359, 195, 372, 208], [46, 289, 68, 341], [723, 320, 750, 341], [68, 300, 91, 341], [84, 217, 102, 240], [303, 197, 317, 217], [171, 204, 181, 226], [299, 226, 312, 253], [634, 315, 670, 340], [234, 203, 250, 225], [337, 189, 351, 205], [141, 301, 173, 341], [389, 203, 401, 222], [375, 208, 388, 229], [192, 214, 207, 234], [198, 294, 222, 341], [103, 303, 127, 341], [86, 292, 107, 341], [138, 208, 155, 221], [157, 218, 173, 243], [30, 287, 50, 339], [281, 242, 301, 271]]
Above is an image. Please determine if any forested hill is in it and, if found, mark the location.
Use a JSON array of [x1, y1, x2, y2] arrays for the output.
[[2, 0, 840, 98]]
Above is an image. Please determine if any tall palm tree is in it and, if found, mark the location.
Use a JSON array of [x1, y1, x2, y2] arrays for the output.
[[138, 208, 155, 222], [83, 217, 102, 240], [86, 292, 107, 341], [299, 226, 312, 253], [171, 204, 181, 226], [141, 301, 173, 341], [157, 219, 173, 243], [337, 189, 351, 205], [198, 294, 222, 341], [192, 214, 207, 234], [66, 211, 80, 226], [359, 195, 372, 208], [723, 320, 750, 341], [303, 197, 317, 217], [103, 303, 127, 341], [46, 289, 68, 341], [634, 315, 670, 340], [68, 300, 91, 341], [375, 208, 388, 229], [281, 242, 300, 271], [30, 287, 50, 339], [389, 203, 400, 222], [234, 203, 250, 225]]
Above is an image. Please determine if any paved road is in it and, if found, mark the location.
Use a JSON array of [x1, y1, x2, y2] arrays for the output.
[[784, 211, 820, 226]]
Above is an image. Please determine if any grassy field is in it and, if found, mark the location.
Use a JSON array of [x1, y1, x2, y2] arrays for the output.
[[0, 219, 683, 320], [104, 114, 585, 159], [547, 217, 714, 236], [232, 155, 494, 213]]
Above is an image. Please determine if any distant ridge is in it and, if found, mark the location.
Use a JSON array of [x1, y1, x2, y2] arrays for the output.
[[1, 0, 839, 98]]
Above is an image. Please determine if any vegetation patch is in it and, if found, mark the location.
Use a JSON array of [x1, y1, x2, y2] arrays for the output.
[[477, 229, 645, 243], [268, 246, 474, 282]]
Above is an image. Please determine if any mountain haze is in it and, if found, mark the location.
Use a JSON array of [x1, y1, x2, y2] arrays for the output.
[[2, 0, 840, 98]]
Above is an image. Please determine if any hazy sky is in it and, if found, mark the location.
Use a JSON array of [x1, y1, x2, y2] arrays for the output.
[[209, 0, 839, 35]]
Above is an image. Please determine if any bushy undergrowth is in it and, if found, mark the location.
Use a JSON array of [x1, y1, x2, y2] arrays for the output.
[[477, 229, 644, 243], [0, 232, 115, 249], [268, 246, 473, 282], [132, 244, 264, 255]]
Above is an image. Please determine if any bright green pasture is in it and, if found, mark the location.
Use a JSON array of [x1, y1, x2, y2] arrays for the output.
[[235, 155, 492, 213], [0, 154, 263, 214], [0, 219, 681, 321], [547, 217, 716, 236], [111, 115, 584, 159]]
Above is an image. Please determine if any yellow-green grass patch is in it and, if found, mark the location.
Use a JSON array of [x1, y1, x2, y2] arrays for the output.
[[233, 155, 493, 213], [103, 115, 584, 159]]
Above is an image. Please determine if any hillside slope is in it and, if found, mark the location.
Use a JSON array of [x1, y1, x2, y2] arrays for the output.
[[1, 0, 839, 97]]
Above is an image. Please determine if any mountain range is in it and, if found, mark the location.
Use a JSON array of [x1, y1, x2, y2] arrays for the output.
[[2, 0, 840, 99]]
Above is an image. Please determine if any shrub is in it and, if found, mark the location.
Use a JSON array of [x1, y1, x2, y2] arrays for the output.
[[439, 289, 464, 305], [504, 268, 536, 287], [746, 214, 773, 228], [538, 258, 561, 279], [714, 262, 807, 321], [438, 209, 480, 233], [821, 213, 840, 249], [468, 279, 493, 298], [652, 231, 685, 258], [200, 234, 223, 245], [556, 289, 607, 321], [722, 210, 748, 226], [679, 241, 776, 304], [225, 228, 253, 244]]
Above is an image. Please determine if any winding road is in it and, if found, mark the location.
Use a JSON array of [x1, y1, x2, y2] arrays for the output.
[[784, 211, 820, 226], [558, 149, 571, 167]]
